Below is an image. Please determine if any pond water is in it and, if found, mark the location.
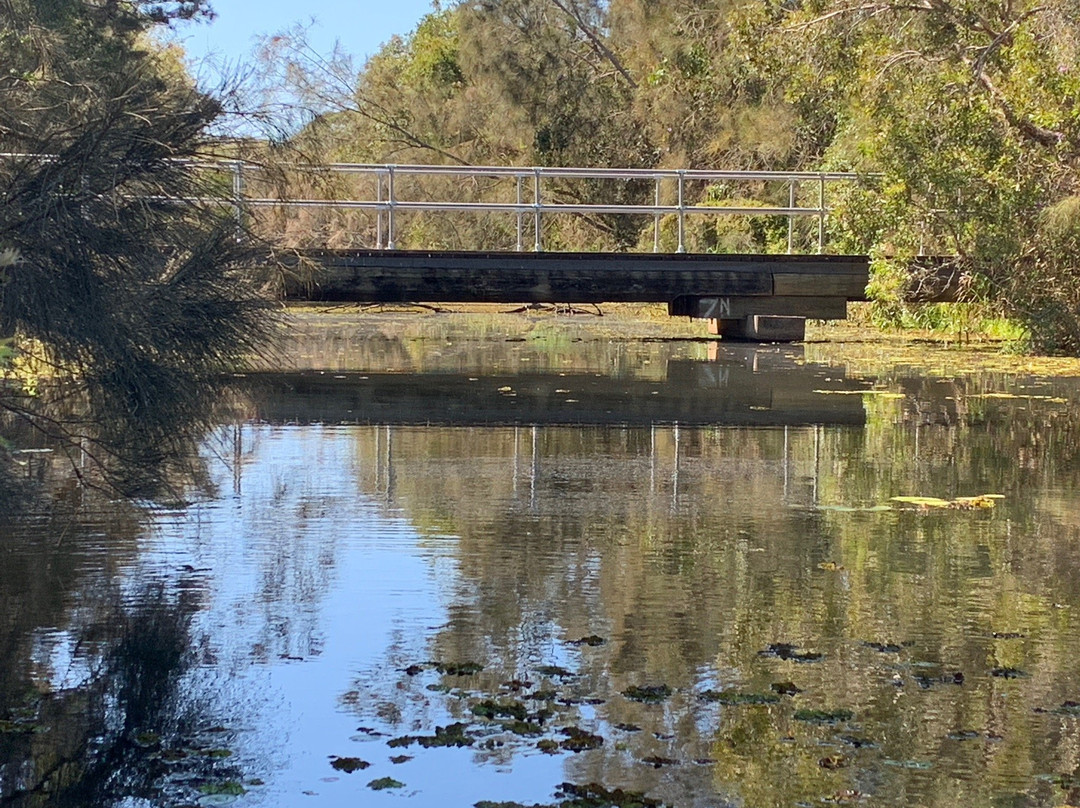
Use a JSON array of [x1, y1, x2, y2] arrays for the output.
[[4, 314, 1080, 808]]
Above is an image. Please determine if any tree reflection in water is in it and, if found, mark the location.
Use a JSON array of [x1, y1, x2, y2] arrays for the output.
[[0, 379, 250, 806]]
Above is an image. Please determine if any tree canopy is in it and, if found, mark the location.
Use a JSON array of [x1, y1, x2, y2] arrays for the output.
[[261, 0, 1080, 352], [0, 0, 271, 502]]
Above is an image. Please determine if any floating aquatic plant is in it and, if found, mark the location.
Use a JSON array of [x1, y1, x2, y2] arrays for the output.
[[197, 781, 246, 796], [436, 661, 484, 676], [536, 665, 575, 678], [368, 776, 405, 790], [890, 494, 1003, 510], [862, 641, 903, 653], [329, 757, 370, 773], [793, 708, 854, 724], [699, 690, 779, 706], [472, 699, 529, 722], [990, 667, 1028, 679], [558, 727, 604, 751], [555, 781, 668, 808], [622, 684, 672, 703], [568, 635, 607, 647], [759, 643, 823, 663], [771, 681, 803, 695], [641, 756, 679, 768]]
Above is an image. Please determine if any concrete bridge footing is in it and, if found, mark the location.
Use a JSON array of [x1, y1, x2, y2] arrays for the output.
[[708, 316, 807, 342]]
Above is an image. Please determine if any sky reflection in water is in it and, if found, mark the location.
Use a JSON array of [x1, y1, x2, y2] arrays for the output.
[[6, 316, 1080, 808]]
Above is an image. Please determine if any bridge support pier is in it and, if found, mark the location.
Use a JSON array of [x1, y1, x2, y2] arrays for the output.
[[708, 316, 806, 342]]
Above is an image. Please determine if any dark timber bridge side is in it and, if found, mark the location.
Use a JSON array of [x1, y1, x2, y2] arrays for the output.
[[281, 249, 882, 341]]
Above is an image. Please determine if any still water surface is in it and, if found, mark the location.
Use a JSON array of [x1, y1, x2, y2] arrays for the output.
[[4, 315, 1080, 808]]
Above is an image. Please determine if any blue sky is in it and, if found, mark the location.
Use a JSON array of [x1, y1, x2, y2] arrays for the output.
[[173, 0, 437, 70]]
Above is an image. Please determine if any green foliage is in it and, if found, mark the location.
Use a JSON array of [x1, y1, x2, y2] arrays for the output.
[[260, 0, 1080, 353], [0, 0, 272, 499]]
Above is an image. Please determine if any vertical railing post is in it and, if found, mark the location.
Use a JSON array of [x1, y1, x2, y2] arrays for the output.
[[387, 165, 396, 250], [817, 174, 826, 254], [231, 160, 245, 242], [375, 168, 384, 249], [533, 167, 542, 252], [653, 176, 661, 253], [516, 174, 524, 252], [787, 180, 796, 254], [676, 170, 686, 254]]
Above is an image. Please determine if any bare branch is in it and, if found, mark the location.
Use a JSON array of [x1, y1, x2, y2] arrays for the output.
[[546, 0, 638, 88]]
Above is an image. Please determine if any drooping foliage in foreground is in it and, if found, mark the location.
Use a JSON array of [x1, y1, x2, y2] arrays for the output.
[[0, 0, 273, 502], [265, 0, 1080, 353]]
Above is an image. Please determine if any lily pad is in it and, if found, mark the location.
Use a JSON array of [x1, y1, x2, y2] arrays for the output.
[[862, 642, 903, 653], [1049, 701, 1080, 715], [535, 665, 575, 678], [502, 720, 544, 736], [839, 735, 875, 748], [891, 494, 1003, 510], [554, 782, 666, 808], [771, 681, 803, 696], [793, 708, 854, 724], [558, 727, 604, 752], [622, 684, 672, 703], [198, 781, 246, 797], [472, 699, 528, 722], [699, 690, 779, 706], [417, 723, 473, 748], [890, 496, 953, 508], [568, 635, 607, 647], [947, 730, 981, 741], [990, 667, 1028, 679], [368, 777, 405, 790], [641, 756, 679, 768], [759, 643, 823, 663], [436, 661, 484, 676], [818, 504, 893, 513], [330, 757, 370, 773]]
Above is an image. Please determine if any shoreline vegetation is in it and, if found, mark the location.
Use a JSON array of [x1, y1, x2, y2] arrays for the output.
[[276, 303, 1080, 378], [7, 0, 1080, 505], [255, 0, 1080, 355]]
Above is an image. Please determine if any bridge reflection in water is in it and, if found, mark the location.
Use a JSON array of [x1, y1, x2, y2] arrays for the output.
[[243, 344, 866, 428], [241, 344, 867, 511]]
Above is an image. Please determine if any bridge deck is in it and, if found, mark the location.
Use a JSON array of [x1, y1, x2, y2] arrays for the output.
[[281, 250, 869, 314]]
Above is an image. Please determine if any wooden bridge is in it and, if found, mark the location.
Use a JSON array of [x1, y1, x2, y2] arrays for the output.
[[216, 162, 957, 341]]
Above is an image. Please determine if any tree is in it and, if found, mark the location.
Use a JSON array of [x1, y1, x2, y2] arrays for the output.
[[0, 0, 272, 502], [731, 0, 1080, 351]]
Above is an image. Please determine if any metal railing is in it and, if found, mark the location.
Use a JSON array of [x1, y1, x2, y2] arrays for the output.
[[1, 154, 868, 254], [200, 161, 866, 254]]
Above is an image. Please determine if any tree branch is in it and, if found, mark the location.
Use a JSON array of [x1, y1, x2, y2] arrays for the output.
[[546, 0, 638, 88]]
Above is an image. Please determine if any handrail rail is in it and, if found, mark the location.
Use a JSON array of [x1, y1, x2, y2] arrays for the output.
[[1, 155, 875, 254]]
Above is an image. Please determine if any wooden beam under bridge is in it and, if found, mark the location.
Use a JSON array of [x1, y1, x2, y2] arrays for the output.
[[271, 249, 961, 341]]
